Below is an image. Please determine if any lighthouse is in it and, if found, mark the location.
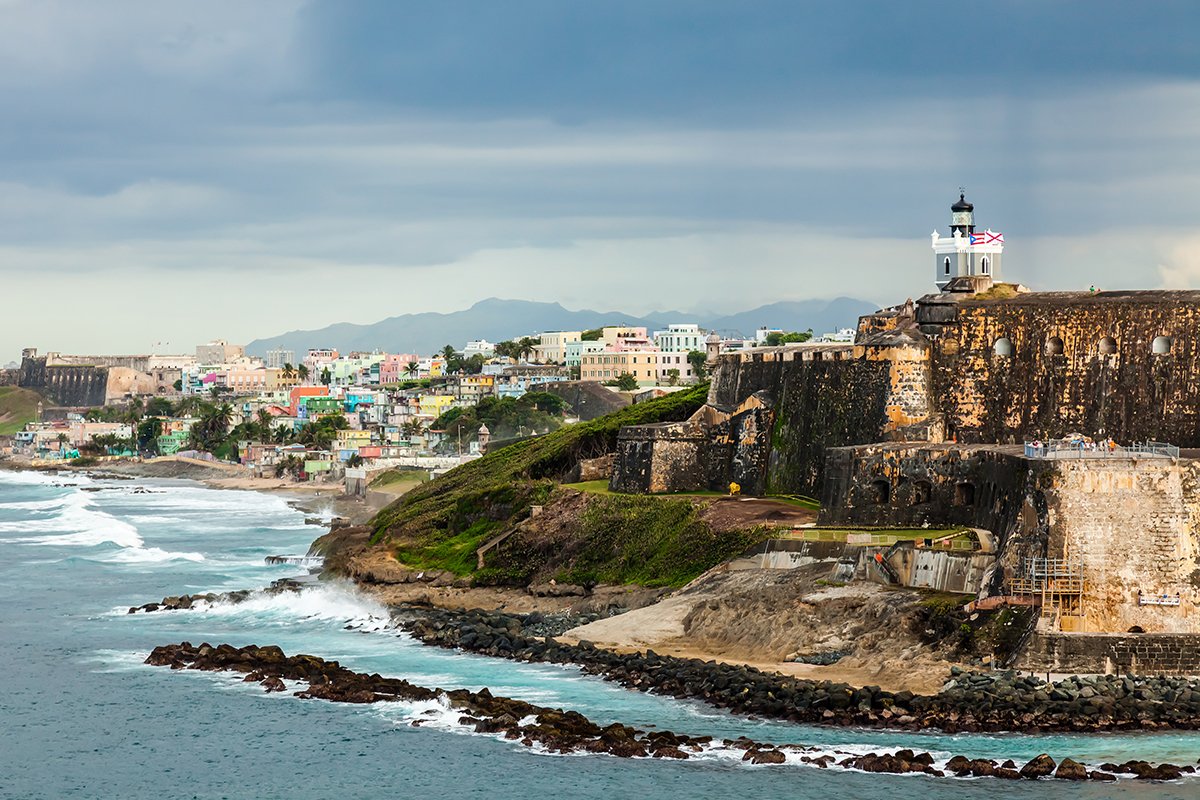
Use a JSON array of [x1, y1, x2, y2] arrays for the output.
[[931, 192, 1004, 290]]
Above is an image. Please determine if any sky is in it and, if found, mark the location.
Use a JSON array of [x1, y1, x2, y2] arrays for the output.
[[2, 0, 1200, 361]]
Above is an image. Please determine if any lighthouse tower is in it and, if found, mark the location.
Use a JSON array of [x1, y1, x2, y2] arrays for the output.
[[931, 192, 1003, 290]]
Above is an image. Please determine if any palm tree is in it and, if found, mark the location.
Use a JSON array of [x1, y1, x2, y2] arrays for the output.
[[256, 408, 273, 441], [405, 361, 419, 378], [281, 363, 295, 380], [297, 364, 310, 382], [518, 337, 538, 362], [441, 345, 457, 361]]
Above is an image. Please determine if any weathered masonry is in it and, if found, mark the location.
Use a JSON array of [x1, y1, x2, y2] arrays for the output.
[[607, 193, 1200, 642]]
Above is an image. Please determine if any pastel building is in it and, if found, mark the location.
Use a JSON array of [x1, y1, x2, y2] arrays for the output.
[[289, 386, 330, 417], [653, 324, 705, 353], [418, 394, 456, 419], [565, 339, 606, 368], [579, 348, 662, 387], [534, 331, 581, 364], [379, 354, 423, 384]]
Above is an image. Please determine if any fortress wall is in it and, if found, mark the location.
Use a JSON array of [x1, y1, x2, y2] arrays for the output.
[[818, 444, 1045, 543], [18, 357, 109, 407], [613, 347, 894, 497], [1046, 459, 1200, 633], [44, 353, 150, 371], [933, 294, 1200, 444], [104, 366, 157, 402], [609, 422, 709, 494], [1021, 632, 1200, 676]]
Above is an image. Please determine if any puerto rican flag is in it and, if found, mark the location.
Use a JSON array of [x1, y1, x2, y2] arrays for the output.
[[970, 230, 1003, 245]]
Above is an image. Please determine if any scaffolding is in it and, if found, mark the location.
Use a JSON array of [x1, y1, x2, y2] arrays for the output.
[[1009, 554, 1086, 619]]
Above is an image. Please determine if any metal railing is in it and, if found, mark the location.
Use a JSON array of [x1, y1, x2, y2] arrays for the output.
[[1024, 439, 1179, 459]]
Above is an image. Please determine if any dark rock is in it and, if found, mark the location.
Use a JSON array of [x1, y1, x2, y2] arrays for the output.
[[1019, 754, 1056, 778], [1055, 758, 1087, 780]]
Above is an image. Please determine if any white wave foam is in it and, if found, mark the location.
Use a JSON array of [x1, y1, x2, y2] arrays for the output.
[[100, 547, 206, 564], [193, 584, 392, 630], [0, 469, 93, 487], [0, 495, 71, 511], [4, 489, 144, 548]]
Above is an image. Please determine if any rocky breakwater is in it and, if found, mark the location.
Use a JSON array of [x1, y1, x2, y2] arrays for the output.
[[144, 642, 1177, 782], [127, 578, 305, 613], [398, 607, 1200, 735]]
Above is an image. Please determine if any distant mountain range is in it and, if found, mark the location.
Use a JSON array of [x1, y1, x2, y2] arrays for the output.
[[246, 297, 878, 357]]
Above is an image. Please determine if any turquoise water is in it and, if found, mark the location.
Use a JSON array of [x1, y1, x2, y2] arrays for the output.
[[1, 469, 1197, 799]]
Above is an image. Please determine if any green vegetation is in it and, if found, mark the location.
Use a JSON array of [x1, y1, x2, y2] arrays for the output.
[[0, 387, 41, 436], [476, 491, 770, 588], [370, 468, 428, 492], [369, 384, 710, 570], [433, 392, 566, 442], [438, 344, 487, 374], [580, 328, 603, 341], [686, 350, 707, 380], [763, 330, 813, 346], [553, 494, 769, 588], [611, 373, 639, 391], [381, 378, 432, 390], [912, 593, 1036, 661], [494, 337, 540, 361]]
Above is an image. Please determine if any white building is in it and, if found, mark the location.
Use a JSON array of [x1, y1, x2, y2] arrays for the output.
[[755, 328, 783, 345], [266, 348, 296, 369], [196, 340, 245, 365], [653, 323, 705, 353], [463, 339, 496, 358], [932, 192, 1004, 290], [818, 328, 857, 343]]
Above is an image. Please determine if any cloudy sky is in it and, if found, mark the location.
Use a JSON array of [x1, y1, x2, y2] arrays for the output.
[[2, 1, 1199, 361]]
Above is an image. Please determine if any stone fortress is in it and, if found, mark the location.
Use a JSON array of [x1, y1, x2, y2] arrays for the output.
[[611, 194, 1200, 673]]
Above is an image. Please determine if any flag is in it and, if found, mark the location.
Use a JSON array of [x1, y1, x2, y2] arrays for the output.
[[969, 231, 1004, 245]]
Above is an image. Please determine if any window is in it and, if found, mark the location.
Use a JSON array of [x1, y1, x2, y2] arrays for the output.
[[943, 256, 951, 275], [1098, 336, 1117, 355], [1152, 335, 1173, 354], [870, 479, 890, 505], [912, 480, 932, 505], [980, 257, 990, 274], [954, 482, 976, 506], [993, 337, 1013, 357]]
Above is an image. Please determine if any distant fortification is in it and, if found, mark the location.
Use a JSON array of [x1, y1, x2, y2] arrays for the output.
[[17, 348, 155, 407]]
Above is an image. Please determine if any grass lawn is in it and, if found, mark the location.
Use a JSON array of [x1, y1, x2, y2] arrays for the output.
[[0, 387, 40, 436], [563, 481, 821, 509], [563, 480, 731, 498], [370, 468, 428, 493]]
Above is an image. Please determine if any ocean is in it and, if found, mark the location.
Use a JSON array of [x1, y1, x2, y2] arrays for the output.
[[1, 468, 1197, 799]]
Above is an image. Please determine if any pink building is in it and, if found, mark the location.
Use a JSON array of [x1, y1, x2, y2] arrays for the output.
[[379, 354, 423, 384]]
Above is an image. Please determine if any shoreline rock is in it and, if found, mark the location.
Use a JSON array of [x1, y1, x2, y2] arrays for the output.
[[145, 641, 1192, 782], [395, 606, 1200, 735]]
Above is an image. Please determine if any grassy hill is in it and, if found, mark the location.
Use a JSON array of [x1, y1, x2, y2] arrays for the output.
[[0, 387, 40, 436], [365, 384, 717, 584]]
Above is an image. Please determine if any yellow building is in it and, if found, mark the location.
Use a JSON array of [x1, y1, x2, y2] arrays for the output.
[[418, 394, 456, 418], [534, 331, 581, 363], [580, 349, 661, 386]]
